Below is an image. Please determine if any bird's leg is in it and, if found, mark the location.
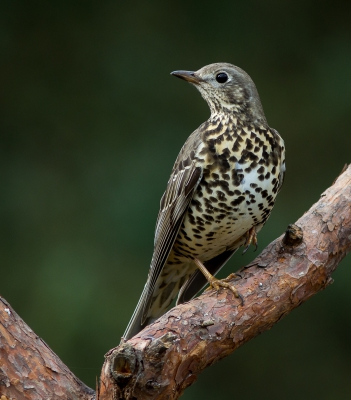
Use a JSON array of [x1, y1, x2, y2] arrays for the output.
[[242, 226, 258, 254], [193, 258, 244, 305]]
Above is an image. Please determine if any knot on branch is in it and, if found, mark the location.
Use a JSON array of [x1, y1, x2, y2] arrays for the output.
[[110, 343, 136, 387], [282, 224, 303, 247], [147, 332, 178, 359]]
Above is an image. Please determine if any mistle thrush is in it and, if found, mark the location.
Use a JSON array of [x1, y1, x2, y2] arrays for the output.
[[124, 63, 285, 340]]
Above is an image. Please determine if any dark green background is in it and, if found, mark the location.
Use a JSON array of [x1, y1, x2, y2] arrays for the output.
[[1, 1, 351, 398]]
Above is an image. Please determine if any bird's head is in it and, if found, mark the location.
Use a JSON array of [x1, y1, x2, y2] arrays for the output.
[[171, 62, 266, 124]]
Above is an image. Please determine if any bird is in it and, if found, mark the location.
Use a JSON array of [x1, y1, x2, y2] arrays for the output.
[[123, 62, 285, 340]]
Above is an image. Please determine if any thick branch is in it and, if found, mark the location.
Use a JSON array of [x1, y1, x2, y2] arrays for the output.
[[99, 164, 351, 400], [0, 166, 350, 399], [0, 297, 95, 399]]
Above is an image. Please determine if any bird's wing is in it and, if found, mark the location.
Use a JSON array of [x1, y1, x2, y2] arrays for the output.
[[141, 165, 202, 322], [176, 248, 237, 305], [140, 132, 204, 323], [123, 129, 204, 340]]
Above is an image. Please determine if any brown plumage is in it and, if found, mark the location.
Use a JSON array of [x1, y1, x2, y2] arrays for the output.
[[124, 63, 285, 340]]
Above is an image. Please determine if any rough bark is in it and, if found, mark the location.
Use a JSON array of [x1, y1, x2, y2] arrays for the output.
[[0, 297, 95, 400], [0, 165, 350, 400], [98, 164, 351, 400]]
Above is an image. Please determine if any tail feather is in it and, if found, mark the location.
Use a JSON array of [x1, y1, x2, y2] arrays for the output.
[[123, 250, 239, 340], [123, 284, 150, 340]]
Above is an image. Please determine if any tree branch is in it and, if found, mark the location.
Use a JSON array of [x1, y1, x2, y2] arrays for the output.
[[1, 166, 350, 400], [98, 164, 351, 400], [0, 297, 95, 399]]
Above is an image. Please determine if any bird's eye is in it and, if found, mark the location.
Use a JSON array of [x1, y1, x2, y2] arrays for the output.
[[216, 73, 228, 83]]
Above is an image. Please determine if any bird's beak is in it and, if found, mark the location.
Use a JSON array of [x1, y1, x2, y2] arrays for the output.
[[171, 70, 202, 84]]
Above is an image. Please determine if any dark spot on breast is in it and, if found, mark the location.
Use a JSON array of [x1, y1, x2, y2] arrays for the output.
[[216, 134, 224, 144], [232, 170, 244, 186], [249, 152, 259, 162], [188, 215, 196, 225], [217, 190, 226, 201], [191, 199, 203, 212], [223, 127, 233, 141], [246, 138, 254, 151], [209, 196, 218, 203], [208, 179, 219, 188], [205, 186, 213, 195], [218, 180, 234, 195], [222, 148, 230, 158], [231, 196, 245, 206]]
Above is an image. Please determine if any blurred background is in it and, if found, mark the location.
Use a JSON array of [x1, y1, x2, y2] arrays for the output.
[[1, 1, 351, 398]]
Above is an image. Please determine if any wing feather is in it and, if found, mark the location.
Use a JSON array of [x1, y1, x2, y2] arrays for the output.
[[142, 164, 202, 322], [123, 126, 205, 339]]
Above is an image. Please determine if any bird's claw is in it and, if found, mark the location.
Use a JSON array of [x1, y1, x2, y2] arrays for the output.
[[205, 274, 244, 305], [242, 227, 258, 254]]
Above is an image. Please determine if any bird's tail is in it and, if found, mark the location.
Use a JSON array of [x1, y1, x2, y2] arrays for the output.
[[123, 261, 194, 340], [123, 283, 150, 341]]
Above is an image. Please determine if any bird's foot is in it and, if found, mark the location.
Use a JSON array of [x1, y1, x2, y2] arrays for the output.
[[194, 259, 244, 305], [242, 226, 258, 254], [206, 275, 244, 305]]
